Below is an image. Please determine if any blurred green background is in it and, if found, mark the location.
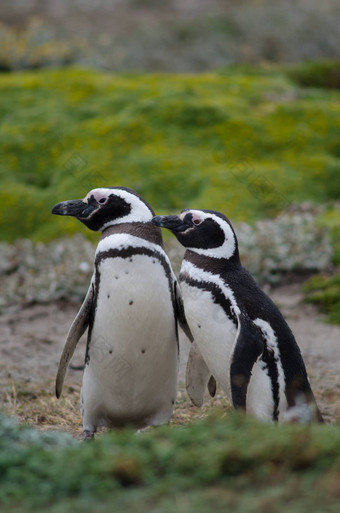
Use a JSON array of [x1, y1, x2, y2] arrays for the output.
[[1, 65, 340, 241], [1, 0, 340, 243]]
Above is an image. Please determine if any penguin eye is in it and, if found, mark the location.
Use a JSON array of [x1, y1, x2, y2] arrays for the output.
[[98, 197, 108, 205], [192, 216, 203, 226]]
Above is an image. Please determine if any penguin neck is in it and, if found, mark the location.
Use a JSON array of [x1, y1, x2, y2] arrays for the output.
[[100, 222, 163, 247], [184, 248, 241, 273]]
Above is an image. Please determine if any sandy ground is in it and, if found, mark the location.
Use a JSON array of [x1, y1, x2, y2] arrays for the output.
[[0, 283, 340, 436]]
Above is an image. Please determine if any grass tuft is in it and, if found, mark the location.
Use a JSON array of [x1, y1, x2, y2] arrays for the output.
[[303, 272, 340, 324], [287, 60, 340, 90], [1, 412, 340, 512]]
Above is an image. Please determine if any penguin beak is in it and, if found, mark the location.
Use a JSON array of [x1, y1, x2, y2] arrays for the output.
[[51, 200, 96, 219], [152, 215, 189, 233]]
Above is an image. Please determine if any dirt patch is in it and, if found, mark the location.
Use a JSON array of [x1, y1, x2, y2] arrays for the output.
[[0, 283, 339, 436]]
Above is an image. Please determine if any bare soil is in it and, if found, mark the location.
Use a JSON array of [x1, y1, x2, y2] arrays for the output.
[[0, 283, 339, 437]]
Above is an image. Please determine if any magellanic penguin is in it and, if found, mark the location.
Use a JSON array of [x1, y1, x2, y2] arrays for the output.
[[152, 209, 323, 423], [52, 187, 193, 439]]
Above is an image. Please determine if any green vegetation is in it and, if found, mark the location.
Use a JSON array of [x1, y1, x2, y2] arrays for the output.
[[2, 412, 340, 513], [302, 207, 340, 325], [1, 66, 340, 242], [288, 60, 340, 90], [303, 272, 340, 324]]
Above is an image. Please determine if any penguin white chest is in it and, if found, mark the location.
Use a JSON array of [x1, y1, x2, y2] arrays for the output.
[[93, 255, 173, 345], [82, 253, 178, 428], [181, 281, 238, 394]]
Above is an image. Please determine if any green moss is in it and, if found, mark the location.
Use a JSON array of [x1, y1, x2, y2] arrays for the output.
[[303, 272, 340, 324], [287, 60, 340, 89], [1, 66, 340, 241], [2, 413, 340, 512]]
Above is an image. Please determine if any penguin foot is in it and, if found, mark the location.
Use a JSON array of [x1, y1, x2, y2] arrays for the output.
[[83, 429, 95, 441]]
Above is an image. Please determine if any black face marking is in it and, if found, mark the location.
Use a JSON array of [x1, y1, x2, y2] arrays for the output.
[[107, 187, 155, 216], [129, 300, 133, 305], [177, 216, 225, 250], [153, 209, 234, 252], [83, 194, 132, 231]]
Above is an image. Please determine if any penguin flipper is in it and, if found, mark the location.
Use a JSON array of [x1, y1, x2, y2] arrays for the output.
[[186, 342, 214, 406], [174, 280, 194, 342], [55, 281, 94, 398], [230, 311, 264, 410]]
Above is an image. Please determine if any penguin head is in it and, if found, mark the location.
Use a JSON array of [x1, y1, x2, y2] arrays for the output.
[[152, 209, 239, 260], [52, 187, 155, 231]]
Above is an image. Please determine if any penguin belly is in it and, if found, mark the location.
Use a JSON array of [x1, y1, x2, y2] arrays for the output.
[[181, 283, 237, 396], [82, 254, 178, 430]]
